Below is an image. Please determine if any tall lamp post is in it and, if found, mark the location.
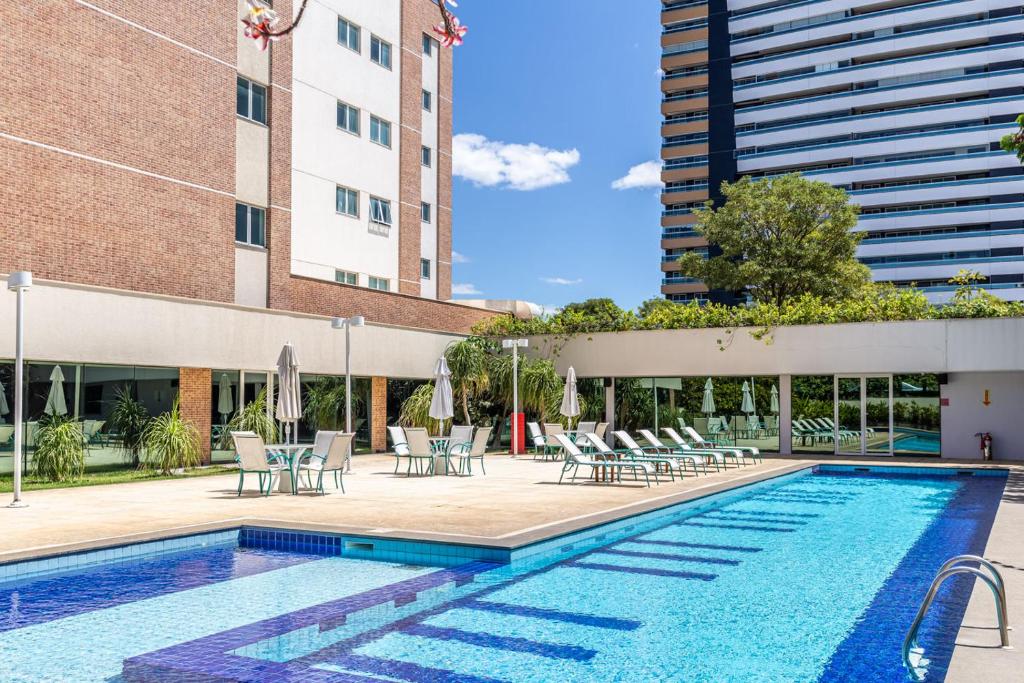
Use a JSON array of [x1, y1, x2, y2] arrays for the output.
[[332, 315, 365, 472], [502, 338, 529, 456], [7, 271, 32, 508]]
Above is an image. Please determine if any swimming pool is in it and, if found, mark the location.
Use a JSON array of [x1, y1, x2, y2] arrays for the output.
[[0, 465, 1005, 682]]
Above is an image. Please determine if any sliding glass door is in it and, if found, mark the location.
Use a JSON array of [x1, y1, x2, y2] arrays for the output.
[[834, 375, 893, 456]]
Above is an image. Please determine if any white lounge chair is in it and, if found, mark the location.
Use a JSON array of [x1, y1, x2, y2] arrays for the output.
[[540, 423, 564, 461], [452, 426, 492, 475], [297, 432, 352, 494], [637, 429, 709, 474], [527, 422, 546, 454], [554, 433, 655, 487], [232, 431, 286, 496], [587, 432, 676, 481], [661, 427, 743, 469], [683, 426, 761, 463], [574, 421, 597, 450], [388, 425, 413, 474], [613, 431, 702, 477]]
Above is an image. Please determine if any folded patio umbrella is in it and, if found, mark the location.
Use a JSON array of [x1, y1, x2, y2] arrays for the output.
[[701, 378, 716, 415], [276, 343, 302, 444], [741, 381, 754, 414], [0, 379, 8, 419], [217, 373, 234, 424], [770, 384, 779, 414], [429, 356, 454, 434], [44, 365, 68, 417], [559, 366, 580, 425]]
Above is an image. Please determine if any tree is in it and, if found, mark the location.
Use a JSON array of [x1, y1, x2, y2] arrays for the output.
[[677, 174, 870, 306], [1000, 114, 1024, 163], [445, 338, 491, 425]]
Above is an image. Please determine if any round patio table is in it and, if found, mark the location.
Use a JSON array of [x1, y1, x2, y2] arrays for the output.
[[264, 443, 312, 494]]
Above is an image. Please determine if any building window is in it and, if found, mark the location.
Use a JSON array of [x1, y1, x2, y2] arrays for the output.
[[338, 17, 360, 52], [369, 197, 392, 226], [421, 202, 432, 223], [422, 34, 436, 55], [236, 76, 267, 125], [370, 116, 391, 147], [235, 203, 266, 247], [420, 259, 431, 280], [422, 146, 432, 167], [370, 36, 392, 69], [422, 89, 432, 112], [335, 270, 357, 286], [368, 276, 390, 292], [336, 186, 358, 217], [336, 101, 360, 135]]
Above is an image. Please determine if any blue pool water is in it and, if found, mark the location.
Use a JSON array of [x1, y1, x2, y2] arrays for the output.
[[894, 430, 941, 454], [0, 466, 1005, 682]]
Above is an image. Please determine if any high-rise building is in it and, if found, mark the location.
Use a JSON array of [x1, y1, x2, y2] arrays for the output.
[[0, 0, 497, 459], [661, 0, 1024, 303]]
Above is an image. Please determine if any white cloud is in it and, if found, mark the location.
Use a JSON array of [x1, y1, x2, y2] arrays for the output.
[[451, 251, 470, 264], [541, 277, 583, 286], [451, 283, 482, 296], [453, 133, 581, 191], [612, 160, 664, 190]]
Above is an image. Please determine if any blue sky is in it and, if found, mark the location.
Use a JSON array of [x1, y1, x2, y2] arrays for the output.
[[448, 1, 663, 313]]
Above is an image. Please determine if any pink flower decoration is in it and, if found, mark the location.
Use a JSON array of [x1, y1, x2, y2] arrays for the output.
[[434, 11, 468, 48], [242, 0, 280, 51]]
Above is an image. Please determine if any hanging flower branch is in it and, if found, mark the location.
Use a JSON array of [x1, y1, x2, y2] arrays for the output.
[[1001, 114, 1024, 164], [242, 0, 467, 51]]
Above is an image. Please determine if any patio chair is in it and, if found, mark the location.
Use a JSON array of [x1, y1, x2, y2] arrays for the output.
[[540, 423, 564, 461], [613, 430, 702, 477], [554, 433, 654, 487], [662, 426, 743, 469], [747, 414, 763, 438], [388, 425, 412, 474], [453, 426, 492, 475], [594, 422, 609, 441], [443, 425, 475, 475], [683, 426, 760, 463], [232, 431, 286, 496], [0, 425, 13, 447], [638, 428, 709, 474], [297, 432, 352, 495], [587, 432, 672, 482], [692, 416, 710, 437], [403, 428, 436, 476], [527, 422, 546, 454], [763, 415, 779, 436], [575, 421, 597, 450]]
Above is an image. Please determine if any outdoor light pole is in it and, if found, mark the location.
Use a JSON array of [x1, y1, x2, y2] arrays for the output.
[[502, 339, 529, 456], [7, 272, 32, 508], [332, 315, 365, 472]]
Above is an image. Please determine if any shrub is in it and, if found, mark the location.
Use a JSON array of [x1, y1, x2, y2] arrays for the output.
[[143, 398, 202, 474], [33, 415, 86, 482]]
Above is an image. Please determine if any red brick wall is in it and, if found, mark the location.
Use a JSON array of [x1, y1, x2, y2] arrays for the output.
[[371, 376, 388, 452], [179, 367, 213, 464]]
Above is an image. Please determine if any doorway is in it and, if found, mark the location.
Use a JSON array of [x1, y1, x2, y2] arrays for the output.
[[834, 375, 893, 456]]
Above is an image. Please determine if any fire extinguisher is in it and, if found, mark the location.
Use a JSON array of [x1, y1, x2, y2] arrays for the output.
[[975, 432, 993, 461]]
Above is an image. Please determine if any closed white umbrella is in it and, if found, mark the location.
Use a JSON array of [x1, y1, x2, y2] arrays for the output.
[[429, 356, 454, 434], [701, 378, 716, 415], [559, 366, 580, 426], [217, 373, 234, 424], [276, 343, 302, 444], [741, 381, 754, 414], [770, 385, 779, 414], [44, 366, 68, 416], [0, 379, 9, 420]]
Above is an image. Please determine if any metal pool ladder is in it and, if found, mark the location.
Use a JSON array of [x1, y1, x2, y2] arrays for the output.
[[902, 554, 1012, 681]]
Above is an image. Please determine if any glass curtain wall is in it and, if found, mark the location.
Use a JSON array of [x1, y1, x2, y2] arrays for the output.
[[893, 374, 941, 455], [0, 363, 13, 459], [295, 374, 372, 452], [663, 376, 780, 452], [211, 370, 241, 463], [791, 375, 837, 454]]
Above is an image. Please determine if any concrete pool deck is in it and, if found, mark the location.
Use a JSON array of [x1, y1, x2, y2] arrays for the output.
[[0, 453, 1019, 681]]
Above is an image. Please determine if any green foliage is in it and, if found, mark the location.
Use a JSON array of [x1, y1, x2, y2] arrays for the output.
[[1000, 114, 1024, 163], [302, 377, 364, 432], [677, 174, 869, 305], [397, 382, 450, 433], [219, 387, 278, 448], [108, 385, 149, 467], [445, 337, 491, 425], [33, 415, 86, 482], [142, 398, 202, 475]]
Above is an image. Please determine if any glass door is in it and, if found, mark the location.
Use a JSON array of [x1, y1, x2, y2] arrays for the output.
[[834, 375, 893, 456]]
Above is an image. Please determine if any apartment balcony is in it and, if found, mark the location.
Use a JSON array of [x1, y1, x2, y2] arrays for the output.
[[661, 142, 708, 160], [662, 3, 708, 26], [661, 73, 709, 93], [662, 96, 709, 116], [661, 119, 709, 137], [661, 188, 709, 204], [662, 165, 710, 182], [661, 28, 707, 49], [661, 281, 710, 295], [662, 212, 700, 228], [661, 50, 709, 70], [661, 234, 708, 250]]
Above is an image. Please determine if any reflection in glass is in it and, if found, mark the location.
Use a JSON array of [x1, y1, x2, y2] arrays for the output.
[[211, 370, 241, 463], [893, 374, 941, 456], [865, 377, 891, 455], [792, 376, 837, 454]]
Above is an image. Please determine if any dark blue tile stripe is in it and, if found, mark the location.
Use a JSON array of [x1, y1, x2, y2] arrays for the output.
[[461, 599, 641, 631], [403, 623, 597, 661], [566, 561, 717, 581], [122, 651, 381, 682], [0, 547, 313, 633], [630, 539, 763, 553], [700, 513, 809, 525], [330, 654, 510, 683], [678, 521, 796, 533], [599, 548, 741, 566], [718, 509, 822, 519]]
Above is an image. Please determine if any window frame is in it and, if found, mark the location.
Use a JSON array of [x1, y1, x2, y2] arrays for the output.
[[368, 276, 390, 292], [421, 145, 432, 168], [336, 186, 359, 218], [336, 101, 361, 136], [338, 17, 361, 53], [422, 89, 432, 112], [422, 34, 435, 56], [236, 76, 267, 125], [370, 35, 392, 69], [334, 270, 358, 286], [369, 115, 392, 148], [235, 202, 266, 248], [369, 196, 393, 226], [420, 258, 432, 280], [421, 201, 432, 224]]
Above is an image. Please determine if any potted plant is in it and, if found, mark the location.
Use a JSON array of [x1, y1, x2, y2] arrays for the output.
[[33, 414, 86, 482], [143, 398, 201, 475]]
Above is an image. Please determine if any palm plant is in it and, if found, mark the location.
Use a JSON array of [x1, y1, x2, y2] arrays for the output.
[[519, 358, 563, 417], [33, 414, 86, 482], [219, 387, 278, 448], [398, 382, 449, 433], [143, 398, 202, 474], [303, 376, 362, 431], [108, 385, 149, 467], [445, 338, 489, 425]]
